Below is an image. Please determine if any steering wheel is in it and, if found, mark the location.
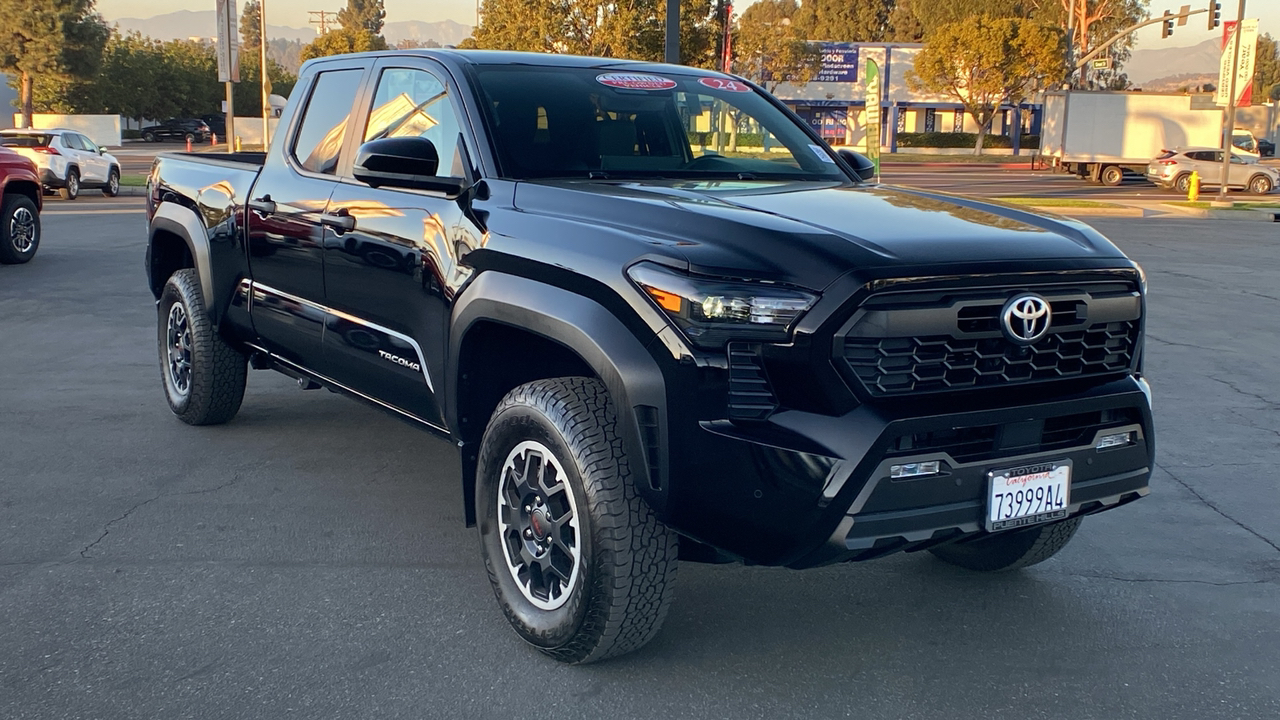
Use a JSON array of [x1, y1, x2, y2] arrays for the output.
[[683, 154, 738, 171]]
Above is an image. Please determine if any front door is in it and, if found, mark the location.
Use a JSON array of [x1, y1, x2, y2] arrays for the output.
[[72, 133, 108, 183], [246, 64, 368, 368], [321, 59, 480, 428]]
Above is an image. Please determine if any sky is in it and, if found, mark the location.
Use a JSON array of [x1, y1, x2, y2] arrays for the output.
[[92, 0, 1279, 46]]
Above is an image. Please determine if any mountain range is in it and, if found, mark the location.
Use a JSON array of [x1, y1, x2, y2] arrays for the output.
[[1123, 38, 1223, 86], [110, 10, 472, 47]]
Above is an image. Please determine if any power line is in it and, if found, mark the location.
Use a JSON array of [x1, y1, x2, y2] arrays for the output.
[[308, 10, 338, 35]]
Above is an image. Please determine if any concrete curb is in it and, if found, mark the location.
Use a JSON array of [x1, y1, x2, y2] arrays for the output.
[[118, 186, 148, 197], [1030, 206, 1144, 217], [1159, 203, 1280, 222]]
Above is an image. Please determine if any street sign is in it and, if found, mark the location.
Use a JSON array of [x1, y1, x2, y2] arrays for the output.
[[864, 59, 880, 178], [1091, 58, 1112, 70], [1217, 18, 1258, 106], [815, 43, 859, 84], [216, 0, 240, 83]]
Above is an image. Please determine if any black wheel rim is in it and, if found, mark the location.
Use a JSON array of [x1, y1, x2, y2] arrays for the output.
[[497, 441, 582, 610], [10, 206, 36, 254], [165, 303, 193, 398]]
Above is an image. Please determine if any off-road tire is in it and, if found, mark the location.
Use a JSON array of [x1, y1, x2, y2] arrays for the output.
[[59, 169, 79, 200], [0, 194, 40, 264], [157, 269, 247, 425], [477, 377, 678, 664], [103, 168, 120, 197], [930, 516, 1082, 572]]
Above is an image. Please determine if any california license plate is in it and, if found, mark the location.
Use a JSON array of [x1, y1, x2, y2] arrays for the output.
[[986, 461, 1071, 531]]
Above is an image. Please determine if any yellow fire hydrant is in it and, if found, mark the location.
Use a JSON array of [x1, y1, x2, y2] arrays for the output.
[[1189, 170, 1200, 202], [234, 136, 243, 152]]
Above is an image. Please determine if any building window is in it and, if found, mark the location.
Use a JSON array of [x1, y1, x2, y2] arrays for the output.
[[924, 108, 936, 133], [953, 110, 965, 133]]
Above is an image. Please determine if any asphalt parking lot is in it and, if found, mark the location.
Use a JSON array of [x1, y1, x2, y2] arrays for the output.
[[1, 200, 1277, 719]]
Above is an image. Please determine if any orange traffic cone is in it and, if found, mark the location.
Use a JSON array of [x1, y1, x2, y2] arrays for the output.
[[186, 136, 192, 152]]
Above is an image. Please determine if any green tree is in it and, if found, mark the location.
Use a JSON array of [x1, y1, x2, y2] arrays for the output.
[[241, 0, 262, 58], [337, 0, 385, 37], [793, 0, 892, 43], [733, 0, 820, 92], [1253, 33, 1280, 102], [300, 26, 388, 61], [1030, 0, 1147, 88], [908, 16, 1066, 153], [0, 0, 110, 127], [888, 0, 925, 42], [906, 0, 1033, 35]]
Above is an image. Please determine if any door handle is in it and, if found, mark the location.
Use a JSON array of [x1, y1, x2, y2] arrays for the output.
[[248, 197, 276, 215], [320, 212, 356, 232]]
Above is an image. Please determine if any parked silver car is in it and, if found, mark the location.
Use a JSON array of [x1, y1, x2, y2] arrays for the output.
[[1146, 146, 1279, 195]]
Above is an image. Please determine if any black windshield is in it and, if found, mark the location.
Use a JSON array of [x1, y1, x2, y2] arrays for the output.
[[470, 66, 848, 182]]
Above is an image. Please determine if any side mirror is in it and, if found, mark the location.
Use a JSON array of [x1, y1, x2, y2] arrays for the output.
[[836, 148, 877, 182], [353, 136, 465, 195]]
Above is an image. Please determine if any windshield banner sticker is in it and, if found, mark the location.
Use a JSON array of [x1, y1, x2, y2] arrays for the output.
[[596, 73, 678, 91], [698, 77, 752, 93], [809, 144, 836, 163]]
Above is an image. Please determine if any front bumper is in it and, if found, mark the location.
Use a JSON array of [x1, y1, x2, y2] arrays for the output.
[[663, 375, 1153, 568]]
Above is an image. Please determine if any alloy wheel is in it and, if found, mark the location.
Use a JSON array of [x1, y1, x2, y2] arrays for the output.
[[497, 440, 582, 610], [165, 302, 193, 398], [9, 206, 36, 254]]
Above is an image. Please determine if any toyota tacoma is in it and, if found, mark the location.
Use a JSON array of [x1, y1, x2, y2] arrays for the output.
[[145, 50, 1154, 663]]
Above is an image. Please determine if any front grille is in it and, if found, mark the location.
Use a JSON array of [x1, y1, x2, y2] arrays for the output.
[[886, 407, 1142, 465], [838, 279, 1141, 398]]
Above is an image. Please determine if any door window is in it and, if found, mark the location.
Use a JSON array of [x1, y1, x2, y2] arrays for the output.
[[61, 134, 85, 151], [292, 68, 365, 175], [363, 67, 465, 178], [77, 134, 100, 153]]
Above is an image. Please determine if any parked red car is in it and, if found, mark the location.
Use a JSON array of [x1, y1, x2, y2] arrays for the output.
[[0, 146, 42, 264]]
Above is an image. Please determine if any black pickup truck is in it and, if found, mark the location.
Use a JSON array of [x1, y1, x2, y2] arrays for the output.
[[146, 50, 1154, 663]]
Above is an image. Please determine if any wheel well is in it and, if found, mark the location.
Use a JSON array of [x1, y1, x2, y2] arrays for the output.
[[5, 180, 40, 208], [1248, 173, 1271, 187], [148, 229, 194, 299], [454, 320, 597, 525]]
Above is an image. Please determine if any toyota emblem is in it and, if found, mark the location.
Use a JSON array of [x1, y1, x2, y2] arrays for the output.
[[1001, 294, 1051, 344]]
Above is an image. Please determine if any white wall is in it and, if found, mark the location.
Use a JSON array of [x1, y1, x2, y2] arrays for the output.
[[223, 117, 281, 146], [11, 114, 123, 147]]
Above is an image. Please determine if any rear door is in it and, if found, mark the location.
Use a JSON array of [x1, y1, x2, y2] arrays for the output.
[[245, 61, 371, 369], [319, 57, 482, 427]]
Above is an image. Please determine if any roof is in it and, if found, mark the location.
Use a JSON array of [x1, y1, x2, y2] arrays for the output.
[[305, 48, 731, 79]]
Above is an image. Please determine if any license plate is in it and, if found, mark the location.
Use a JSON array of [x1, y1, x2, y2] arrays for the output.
[[986, 461, 1071, 531]]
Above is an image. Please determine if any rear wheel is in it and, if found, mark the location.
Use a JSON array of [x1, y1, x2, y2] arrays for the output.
[[1100, 165, 1124, 186], [1248, 174, 1273, 195], [0, 194, 40, 264], [1173, 173, 1192, 194], [157, 268, 247, 425], [477, 377, 678, 664], [58, 169, 79, 200], [930, 516, 1082, 572]]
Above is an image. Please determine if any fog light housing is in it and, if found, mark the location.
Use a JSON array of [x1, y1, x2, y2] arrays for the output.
[[1095, 431, 1134, 450], [890, 461, 941, 479]]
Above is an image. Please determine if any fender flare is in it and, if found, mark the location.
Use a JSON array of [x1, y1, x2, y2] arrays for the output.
[[449, 271, 669, 521], [149, 201, 215, 315]]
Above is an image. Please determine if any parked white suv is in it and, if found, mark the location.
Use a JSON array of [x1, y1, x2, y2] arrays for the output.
[[0, 129, 121, 200]]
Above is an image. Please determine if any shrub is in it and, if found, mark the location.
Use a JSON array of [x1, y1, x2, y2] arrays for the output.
[[896, 132, 1040, 149]]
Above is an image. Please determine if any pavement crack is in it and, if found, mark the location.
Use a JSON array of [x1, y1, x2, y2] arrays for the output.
[[1146, 334, 1223, 353], [1207, 376, 1279, 408], [77, 473, 244, 559], [1158, 463, 1280, 555], [1067, 573, 1273, 587]]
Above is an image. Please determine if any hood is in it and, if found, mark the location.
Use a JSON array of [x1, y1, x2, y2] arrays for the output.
[[0, 147, 37, 171], [513, 180, 1128, 290]]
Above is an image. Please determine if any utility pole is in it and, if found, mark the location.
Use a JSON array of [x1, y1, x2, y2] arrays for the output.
[[1066, 0, 1077, 87], [1216, 0, 1247, 203], [260, 0, 271, 149], [665, 0, 679, 64], [308, 11, 337, 34]]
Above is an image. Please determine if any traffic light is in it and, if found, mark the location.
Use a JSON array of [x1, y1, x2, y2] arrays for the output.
[[1162, 10, 1174, 39], [1208, 1, 1221, 30]]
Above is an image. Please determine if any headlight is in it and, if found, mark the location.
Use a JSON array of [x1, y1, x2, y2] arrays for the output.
[[627, 262, 818, 349]]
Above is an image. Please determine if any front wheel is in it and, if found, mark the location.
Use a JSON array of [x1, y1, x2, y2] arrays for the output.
[[477, 377, 678, 664], [102, 168, 120, 197], [0, 194, 40, 264], [157, 269, 247, 425], [1248, 174, 1273, 195], [930, 516, 1082, 572]]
